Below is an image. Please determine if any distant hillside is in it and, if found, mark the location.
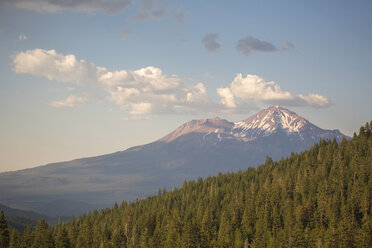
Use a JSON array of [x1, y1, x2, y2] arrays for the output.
[[5, 216, 38, 232], [0, 106, 348, 216], [4, 121, 371, 247], [0, 203, 69, 231], [0, 203, 46, 221]]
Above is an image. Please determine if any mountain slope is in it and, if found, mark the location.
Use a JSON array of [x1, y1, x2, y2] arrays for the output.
[[0, 203, 70, 231], [162, 105, 344, 143], [8, 121, 372, 247], [0, 106, 348, 216]]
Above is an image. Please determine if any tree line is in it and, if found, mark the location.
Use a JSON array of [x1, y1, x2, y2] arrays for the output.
[[1, 121, 372, 248]]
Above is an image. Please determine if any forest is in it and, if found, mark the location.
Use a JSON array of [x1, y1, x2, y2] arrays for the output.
[[1, 121, 371, 248]]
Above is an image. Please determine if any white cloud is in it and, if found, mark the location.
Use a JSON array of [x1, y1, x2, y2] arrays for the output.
[[218, 74, 330, 108], [186, 83, 208, 103], [230, 74, 293, 101], [12, 49, 102, 85], [129, 102, 153, 115], [121, 115, 151, 121], [99, 66, 216, 115], [216, 87, 236, 108], [12, 49, 213, 116], [12, 48, 330, 117], [49, 94, 88, 108], [5, 0, 133, 14], [297, 94, 330, 108], [132, 66, 180, 91], [110, 87, 141, 106], [18, 34, 28, 40]]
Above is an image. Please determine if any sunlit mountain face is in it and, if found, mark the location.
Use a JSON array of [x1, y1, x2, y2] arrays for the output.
[[0, 106, 348, 216]]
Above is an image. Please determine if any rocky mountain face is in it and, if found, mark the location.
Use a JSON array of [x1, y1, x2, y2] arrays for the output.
[[0, 106, 348, 216], [158, 105, 345, 161]]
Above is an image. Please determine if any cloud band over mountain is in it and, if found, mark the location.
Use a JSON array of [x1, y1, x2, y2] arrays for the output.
[[12, 48, 331, 116], [217, 74, 330, 108]]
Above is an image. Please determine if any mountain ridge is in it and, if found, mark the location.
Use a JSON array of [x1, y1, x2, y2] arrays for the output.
[[0, 106, 349, 216], [160, 105, 345, 143], [8, 121, 368, 247]]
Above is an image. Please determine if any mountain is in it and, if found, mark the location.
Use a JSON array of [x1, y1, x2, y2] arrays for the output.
[[6, 121, 371, 247], [0, 106, 348, 216], [162, 105, 343, 143], [0, 203, 70, 231], [156, 105, 345, 168]]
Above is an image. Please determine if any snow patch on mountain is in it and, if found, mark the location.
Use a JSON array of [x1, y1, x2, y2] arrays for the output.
[[160, 105, 346, 143], [232, 105, 309, 140]]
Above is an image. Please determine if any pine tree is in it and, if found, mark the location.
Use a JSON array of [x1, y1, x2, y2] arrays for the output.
[[218, 211, 233, 247], [55, 225, 71, 248], [8, 228, 20, 248], [234, 230, 244, 248], [111, 224, 125, 248], [77, 217, 93, 248], [9, 121, 372, 248], [200, 207, 216, 246], [288, 223, 307, 248], [164, 215, 181, 248], [20, 226, 33, 248], [0, 211, 10, 248], [182, 220, 200, 248], [241, 203, 255, 243], [67, 217, 79, 246], [355, 219, 372, 248], [32, 219, 54, 248]]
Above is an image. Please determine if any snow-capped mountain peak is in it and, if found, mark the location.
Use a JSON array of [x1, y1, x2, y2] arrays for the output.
[[233, 106, 309, 138], [160, 106, 345, 144]]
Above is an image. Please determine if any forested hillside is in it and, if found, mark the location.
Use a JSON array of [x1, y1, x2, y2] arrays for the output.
[[0, 106, 347, 218], [2, 121, 372, 248]]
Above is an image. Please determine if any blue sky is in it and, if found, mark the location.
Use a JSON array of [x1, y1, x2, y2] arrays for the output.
[[1, 0, 371, 172]]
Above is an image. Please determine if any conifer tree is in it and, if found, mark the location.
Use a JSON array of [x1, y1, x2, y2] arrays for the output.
[[55, 225, 71, 248], [0, 211, 9, 248], [33, 219, 54, 248], [8, 228, 20, 248], [200, 207, 216, 246], [77, 217, 93, 248], [20, 226, 33, 248], [8, 121, 372, 248]]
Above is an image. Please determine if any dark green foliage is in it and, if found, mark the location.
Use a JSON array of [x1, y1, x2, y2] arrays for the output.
[[20, 226, 33, 248], [32, 219, 53, 248], [5, 216, 38, 232], [0, 203, 67, 231], [8, 121, 372, 247], [0, 211, 10, 248], [55, 225, 70, 248], [8, 228, 20, 248]]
